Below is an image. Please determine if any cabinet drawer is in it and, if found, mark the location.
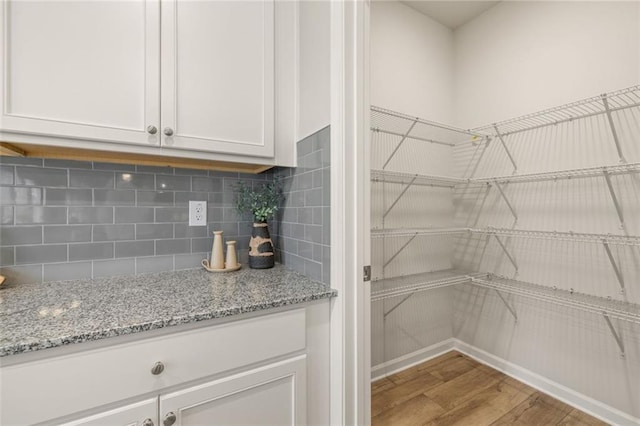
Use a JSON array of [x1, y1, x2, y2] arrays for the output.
[[0, 309, 305, 425]]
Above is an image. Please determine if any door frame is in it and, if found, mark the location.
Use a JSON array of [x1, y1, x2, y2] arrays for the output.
[[329, 0, 371, 424]]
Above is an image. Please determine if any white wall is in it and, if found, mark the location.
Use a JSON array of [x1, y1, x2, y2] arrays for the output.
[[297, 0, 331, 141], [452, 1, 640, 420], [370, 0, 454, 122], [454, 1, 640, 128], [370, 1, 457, 372]]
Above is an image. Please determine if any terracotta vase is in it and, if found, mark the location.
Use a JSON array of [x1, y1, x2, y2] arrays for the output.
[[249, 221, 274, 269]]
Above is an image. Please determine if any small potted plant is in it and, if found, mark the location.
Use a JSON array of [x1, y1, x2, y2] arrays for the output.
[[235, 179, 280, 269]]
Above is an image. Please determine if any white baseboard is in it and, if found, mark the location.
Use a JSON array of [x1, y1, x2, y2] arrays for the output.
[[371, 338, 454, 382], [453, 340, 639, 426], [370, 338, 639, 426]]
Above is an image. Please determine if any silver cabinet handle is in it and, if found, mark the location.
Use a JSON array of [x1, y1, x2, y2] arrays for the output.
[[147, 125, 158, 135], [163, 412, 177, 426], [151, 361, 165, 375], [142, 419, 154, 426], [163, 127, 174, 136]]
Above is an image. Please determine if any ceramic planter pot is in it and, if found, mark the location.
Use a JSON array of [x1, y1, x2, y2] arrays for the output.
[[249, 221, 275, 269]]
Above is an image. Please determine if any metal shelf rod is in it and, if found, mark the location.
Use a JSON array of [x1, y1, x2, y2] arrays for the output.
[[468, 276, 640, 324], [472, 85, 640, 137], [371, 105, 486, 138]]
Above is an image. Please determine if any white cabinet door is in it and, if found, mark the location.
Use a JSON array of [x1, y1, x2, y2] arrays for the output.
[[61, 398, 157, 426], [161, 0, 274, 158], [0, 0, 160, 146], [159, 356, 306, 426]]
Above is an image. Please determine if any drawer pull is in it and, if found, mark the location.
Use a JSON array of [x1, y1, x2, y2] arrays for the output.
[[146, 125, 158, 135], [151, 361, 165, 375], [163, 412, 177, 426], [142, 419, 154, 426], [163, 127, 174, 136]]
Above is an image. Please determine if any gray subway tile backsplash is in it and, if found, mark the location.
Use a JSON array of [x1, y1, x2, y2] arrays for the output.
[[114, 207, 154, 223], [115, 240, 154, 258], [1, 206, 13, 225], [115, 172, 154, 190], [0, 226, 42, 246], [15, 206, 67, 225], [68, 207, 113, 224], [45, 188, 93, 206], [136, 255, 173, 274], [93, 224, 135, 242], [16, 244, 67, 264], [44, 225, 92, 244], [1, 187, 43, 205], [156, 238, 191, 255], [93, 258, 136, 278], [69, 170, 115, 189], [136, 223, 174, 240], [44, 261, 92, 282], [69, 242, 114, 261], [15, 166, 67, 187], [94, 189, 136, 206], [0, 125, 330, 285], [0, 246, 15, 266], [0, 165, 14, 185]]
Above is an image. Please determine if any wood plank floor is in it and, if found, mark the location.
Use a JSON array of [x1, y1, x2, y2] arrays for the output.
[[371, 351, 608, 426]]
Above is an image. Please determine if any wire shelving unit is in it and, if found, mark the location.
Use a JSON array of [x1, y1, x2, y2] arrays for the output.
[[370, 85, 640, 359]]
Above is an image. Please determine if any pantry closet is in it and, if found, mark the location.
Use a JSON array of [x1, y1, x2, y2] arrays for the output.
[[369, 1, 640, 424]]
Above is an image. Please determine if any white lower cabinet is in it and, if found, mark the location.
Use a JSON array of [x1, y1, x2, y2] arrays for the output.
[[159, 356, 306, 426], [0, 303, 330, 426], [62, 399, 157, 426], [64, 356, 305, 426]]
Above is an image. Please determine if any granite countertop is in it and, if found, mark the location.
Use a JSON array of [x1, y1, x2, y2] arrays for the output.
[[0, 264, 337, 357]]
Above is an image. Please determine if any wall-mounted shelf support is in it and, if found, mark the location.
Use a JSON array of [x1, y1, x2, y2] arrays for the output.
[[602, 240, 625, 294], [493, 125, 518, 172], [495, 290, 518, 323], [467, 137, 492, 179], [382, 119, 418, 170], [492, 234, 519, 272], [602, 313, 625, 358], [383, 176, 417, 218], [493, 182, 518, 224], [601, 94, 626, 163], [602, 171, 626, 230], [383, 294, 414, 318], [383, 234, 417, 269]]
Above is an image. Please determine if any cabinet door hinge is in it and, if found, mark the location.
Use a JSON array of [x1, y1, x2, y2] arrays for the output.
[[363, 265, 371, 282]]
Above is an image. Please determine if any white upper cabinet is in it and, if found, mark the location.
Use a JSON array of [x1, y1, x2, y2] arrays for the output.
[[161, 0, 275, 157], [0, 0, 160, 146], [0, 0, 288, 165]]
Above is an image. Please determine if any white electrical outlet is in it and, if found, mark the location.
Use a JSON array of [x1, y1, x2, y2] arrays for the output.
[[189, 201, 207, 226]]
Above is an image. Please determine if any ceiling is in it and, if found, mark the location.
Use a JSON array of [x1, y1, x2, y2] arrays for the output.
[[400, 1, 500, 30]]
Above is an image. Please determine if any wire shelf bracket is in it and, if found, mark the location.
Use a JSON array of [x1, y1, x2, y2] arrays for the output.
[[601, 93, 626, 163], [602, 313, 625, 358], [603, 170, 626, 231], [383, 234, 417, 269], [493, 182, 518, 224], [381, 119, 418, 170], [494, 289, 518, 323], [492, 234, 519, 273], [602, 241, 625, 294], [493, 125, 518, 172], [383, 175, 417, 218]]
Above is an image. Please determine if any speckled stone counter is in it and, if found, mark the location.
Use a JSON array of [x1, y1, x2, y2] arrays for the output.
[[0, 265, 337, 357]]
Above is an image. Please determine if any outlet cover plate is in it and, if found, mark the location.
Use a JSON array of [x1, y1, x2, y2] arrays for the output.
[[189, 201, 207, 226]]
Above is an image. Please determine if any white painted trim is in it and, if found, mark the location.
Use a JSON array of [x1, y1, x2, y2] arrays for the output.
[[453, 340, 640, 426], [329, 0, 345, 423], [371, 338, 455, 382]]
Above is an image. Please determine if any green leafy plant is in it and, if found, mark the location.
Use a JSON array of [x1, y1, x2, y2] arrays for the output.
[[235, 179, 281, 222]]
